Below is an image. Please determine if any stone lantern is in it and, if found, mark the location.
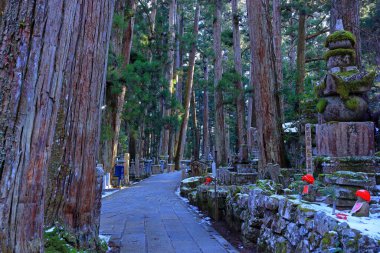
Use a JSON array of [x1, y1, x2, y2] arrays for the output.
[[314, 22, 377, 207]]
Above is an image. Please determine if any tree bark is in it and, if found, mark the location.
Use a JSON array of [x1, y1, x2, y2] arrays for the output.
[[174, 2, 200, 170], [272, 0, 284, 120], [232, 0, 246, 150], [174, 5, 184, 158], [202, 59, 210, 159], [0, 0, 78, 251], [213, 0, 227, 166], [191, 90, 200, 160], [330, 0, 361, 68], [161, 0, 176, 158], [295, 10, 306, 100], [45, 0, 114, 249], [247, 0, 287, 174]]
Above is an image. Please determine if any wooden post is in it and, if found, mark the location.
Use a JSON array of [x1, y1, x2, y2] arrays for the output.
[[124, 153, 130, 185], [305, 123, 313, 174]]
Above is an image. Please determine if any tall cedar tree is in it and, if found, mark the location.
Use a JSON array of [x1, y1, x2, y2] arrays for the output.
[[232, 0, 246, 151], [175, 2, 200, 170], [214, 0, 228, 165], [247, 0, 287, 174], [45, 0, 114, 249]]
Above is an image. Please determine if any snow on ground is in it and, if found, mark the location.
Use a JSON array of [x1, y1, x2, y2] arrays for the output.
[[288, 196, 380, 240], [176, 187, 212, 225], [99, 234, 111, 243], [45, 226, 55, 233], [102, 189, 119, 198], [282, 122, 298, 133]]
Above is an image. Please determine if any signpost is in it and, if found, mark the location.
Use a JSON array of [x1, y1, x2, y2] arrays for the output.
[[305, 124, 313, 174]]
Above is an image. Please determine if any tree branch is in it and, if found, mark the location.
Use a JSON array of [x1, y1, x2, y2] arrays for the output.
[[306, 28, 329, 41]]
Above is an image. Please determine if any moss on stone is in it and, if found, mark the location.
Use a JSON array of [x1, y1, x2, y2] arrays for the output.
[[316, 98, 328, 113], [325, 30, 356, 47], [334, 69, 359, 78], [344, 97, 360, 111], [324, 48, 355, 61], [275, 241, 287, 253], [297, 206, 314, 213], [333, 71, 375, 100]]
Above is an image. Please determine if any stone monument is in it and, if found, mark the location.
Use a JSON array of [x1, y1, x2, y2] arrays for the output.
[[315, 22, 377, 207]]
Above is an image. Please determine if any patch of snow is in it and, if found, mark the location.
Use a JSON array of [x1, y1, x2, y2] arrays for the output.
[[99, 234, 111, 243], [102, 190, 119, 198], [45, 226, 55, 233], [287, 198, 380, 240], [282, 122, 298, 133], [181, 176, 203, 183], [175, 187, 189, 203]]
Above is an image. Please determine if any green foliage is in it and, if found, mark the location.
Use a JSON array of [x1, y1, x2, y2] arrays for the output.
[[217, 70, 241, 92], [325, 30, 356, 47], [323, 48, 355, 61], [44, 227, 82, 253], [316, 98, 328, 113], [101, 123, 113, 142], [221, 29, 233, 47], [344, 97, 360, 111]]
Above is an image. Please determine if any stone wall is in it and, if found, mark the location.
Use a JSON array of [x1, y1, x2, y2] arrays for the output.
[[180, 178, 380, 253]]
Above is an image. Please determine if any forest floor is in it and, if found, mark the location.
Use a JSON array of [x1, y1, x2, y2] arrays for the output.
[[100, 171, 238, 253]]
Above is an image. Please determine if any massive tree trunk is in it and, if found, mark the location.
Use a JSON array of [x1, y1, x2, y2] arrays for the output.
[[232, 0, 246, 150], [330, 0, 361, 68], [45, 0, 114, 249], [99, 0, 136, 174], [0, 0, 76, 251], [202, 59, 210, 159], [247, 0, 287, 174], [295, 9, 306, 101], [213, 0, 227, 166], [174, 2, 200, 170]]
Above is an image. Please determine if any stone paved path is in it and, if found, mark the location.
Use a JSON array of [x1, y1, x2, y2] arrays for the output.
[[100, 171, 238, 253]]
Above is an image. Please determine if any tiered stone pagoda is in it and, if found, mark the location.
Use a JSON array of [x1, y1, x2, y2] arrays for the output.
[[315, 22, 377, 207]]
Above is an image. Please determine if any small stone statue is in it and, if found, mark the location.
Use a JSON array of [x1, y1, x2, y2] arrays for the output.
[[301, 174, 316, 202], [351, 189, 370, 217]]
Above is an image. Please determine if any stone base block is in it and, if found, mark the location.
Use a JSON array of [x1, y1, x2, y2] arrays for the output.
[[152, 165, 162, 174], [320, 156, 379, 174], [316, 122, 375, 157]]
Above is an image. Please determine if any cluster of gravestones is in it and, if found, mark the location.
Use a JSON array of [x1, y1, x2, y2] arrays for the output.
[[305, 22, 378, 217]]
